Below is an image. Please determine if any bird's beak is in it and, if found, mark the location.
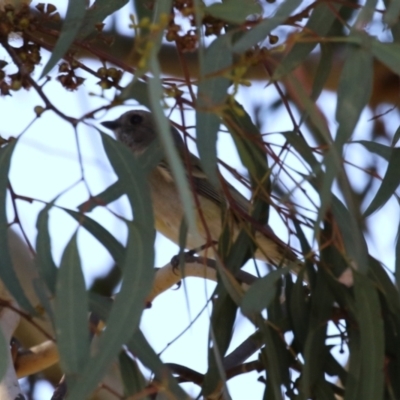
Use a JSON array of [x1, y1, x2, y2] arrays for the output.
[[101, 120, 120, 130]]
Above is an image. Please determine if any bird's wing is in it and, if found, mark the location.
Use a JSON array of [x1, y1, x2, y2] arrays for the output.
[[157, 152, 250, 212]]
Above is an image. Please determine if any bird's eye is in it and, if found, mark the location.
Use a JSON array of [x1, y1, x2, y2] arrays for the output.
[[130, 114, 143, 125]]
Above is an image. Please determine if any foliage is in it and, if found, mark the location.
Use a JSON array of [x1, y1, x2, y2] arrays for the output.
[[0, 0, 400, 399]]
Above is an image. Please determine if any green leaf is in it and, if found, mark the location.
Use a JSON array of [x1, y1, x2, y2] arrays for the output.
[[88, 291, 113, 321], [383, 0, 400, 42], [197, 34, 232, 189], [301, 270, 333, 397], [55, 231, 90, 375], [119, 351, 147, 397], [345, 326, 362, 400], [0, 141, 34, 313], [67, 222, 155, 399], [232, 0, 302, 54], [259, 322, 283, 400], [371, 40, 400, 76], [392, 125, 400, 146], [0, 329, 9, 382], [64, 209, 125, 266], [206, 0, 262, 24], [128, 330, 189, 399], [224, 103, 270, 190], [350, 140, 392, 161], [310, 44, 334, 101], [78, 181, 124, 213], [273, 2, 342, 79], [100, 133, 154, 226], [336, 38, 373, 149], [35, 201, 58, 295], [396, 217, 400, 304], [331, 195, 369, 274], [364, 148, 400, 216], [383, 0, 400, 26], [288, 269, 310, 349], [353, 273, 384, 400], [368, 256, 400, 314], [241, 268, 289, 315], [120, 79, 151, 109], [67, 101, 156, 397], [147, 65, 198, 236], [77, 136, 163, 213], [40, 0, 86, 78], [78, 0, 129, 39], [355, 0, 378, 26], [281, 131, 319, 171], [203, 286, 237, 396]]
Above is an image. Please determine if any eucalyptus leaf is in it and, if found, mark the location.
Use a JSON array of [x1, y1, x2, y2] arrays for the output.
[[55, 231, 90, 375], [78, 0, 129, 39], [40, 0, 86, 78], [241, 268, 289, 316], [0, 141, 34, 313], [35, 201, 58, 295], [206, 0, 262, 24], [364, 148, 400, 216]]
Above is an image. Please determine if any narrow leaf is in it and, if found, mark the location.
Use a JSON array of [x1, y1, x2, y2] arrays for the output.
[[206, 0, 262, 24], [197, 34, 232, 189], [353, 273, 384, 400], [241, 268, 289, 315], [78, 0, 129, 39], [371, 40, 400, 77], [41, 0, 86, 78], [66, 222, 155, 399], [273, 2, 342, 79], [336, 38, 373, 149], [55, 232, 90, 375], [0, 141, 34, 313], [128, 330, 189, 399], [364, 148, 400, 216], [64, 209, 125, 266], [35, 201, 58, 294], [233, 0, 302, 54], [78, 181, 124, 213]]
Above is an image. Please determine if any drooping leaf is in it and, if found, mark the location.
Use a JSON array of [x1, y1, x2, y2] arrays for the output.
[[0, 141, 34, 313], [66, 109, 155, 398], [383, 0, 400, 26], [77, 181, 124, 213], [206, 0, 262, 24], [64, 209, 125, 266], [353, 273, 384, 400], [241, 268, 289, 316], [232, 0, 303, 54], [202, 286, 237, 397], [197, 34, 232, 189], [273, 2, 342, 79], [0, 329, 9, 382], [35, 201, 58, 295], [371, 40, 400, 76], [55, 231, 90, 376], [78, 0, 129, 39], [364, 148, 400, 216], [119, 351, 147, 397], [120, 79, 151, 109], [66, 222, 155, 399], [41, 0, 87, 78], [350, 140, 392, 161], [128, 330, 189, 399], [335, 37, 373, 149]]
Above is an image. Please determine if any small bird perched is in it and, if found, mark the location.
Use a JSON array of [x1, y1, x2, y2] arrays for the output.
[[101, 110, 297, 266]]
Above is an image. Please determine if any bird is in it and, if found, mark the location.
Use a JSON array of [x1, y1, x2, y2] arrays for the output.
[[101, 109, 297, 266]]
